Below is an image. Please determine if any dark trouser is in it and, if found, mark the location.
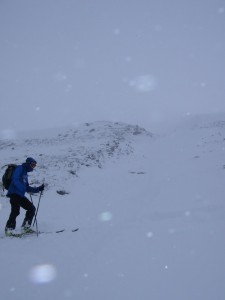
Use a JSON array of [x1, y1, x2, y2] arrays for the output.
[[5, 194, 36, 230]]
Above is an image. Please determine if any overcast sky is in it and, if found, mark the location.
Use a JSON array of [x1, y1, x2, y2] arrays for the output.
[[1, 0, 225, 133]]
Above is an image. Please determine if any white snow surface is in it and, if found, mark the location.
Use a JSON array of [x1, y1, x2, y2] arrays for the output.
[[0, 116, 225, 300]]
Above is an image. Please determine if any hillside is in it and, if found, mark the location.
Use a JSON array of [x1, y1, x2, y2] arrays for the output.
[[0, 115, 225, 300], [0, 121, 152, 191]]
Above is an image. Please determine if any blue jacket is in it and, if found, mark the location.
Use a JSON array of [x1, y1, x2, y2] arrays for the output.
[[7, 163, 39, 197]]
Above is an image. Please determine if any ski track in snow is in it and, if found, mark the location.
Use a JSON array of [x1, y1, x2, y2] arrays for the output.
[[0, 116, 225, 300]]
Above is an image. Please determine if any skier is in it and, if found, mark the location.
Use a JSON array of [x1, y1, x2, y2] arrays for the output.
[[5, 157, 44, 236]]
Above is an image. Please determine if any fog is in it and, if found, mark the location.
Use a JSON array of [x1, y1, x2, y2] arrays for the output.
[[1, 0, 225, 132]]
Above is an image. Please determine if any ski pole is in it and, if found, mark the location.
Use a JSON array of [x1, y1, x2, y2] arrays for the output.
[[33, 190, 43, 236], [30, 194, 39, 237]]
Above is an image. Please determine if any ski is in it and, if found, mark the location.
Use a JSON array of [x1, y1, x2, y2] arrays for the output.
[[42, 228, 79, 234], [1, 228, 79, 239], [1, 232, 32, 239]]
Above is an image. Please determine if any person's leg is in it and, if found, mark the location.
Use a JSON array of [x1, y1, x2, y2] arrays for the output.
[[20, 197, 36, 228], [5, 194, 21, 230]]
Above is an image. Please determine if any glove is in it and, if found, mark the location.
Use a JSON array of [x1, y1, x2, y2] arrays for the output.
[[38, 184, 45, 192]]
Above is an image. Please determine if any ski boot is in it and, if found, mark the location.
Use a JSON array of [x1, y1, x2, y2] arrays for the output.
[[5, 228, 21, 237], [21, 225, 36, 235]]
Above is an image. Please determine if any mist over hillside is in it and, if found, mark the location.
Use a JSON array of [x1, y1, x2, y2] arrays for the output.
[[1, 121, 153, 190]]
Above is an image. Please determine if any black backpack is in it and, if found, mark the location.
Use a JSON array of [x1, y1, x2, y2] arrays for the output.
[[2, 164, 17, 190]]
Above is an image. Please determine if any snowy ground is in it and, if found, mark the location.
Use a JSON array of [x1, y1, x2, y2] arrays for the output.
[[0, 114, 225, 300]]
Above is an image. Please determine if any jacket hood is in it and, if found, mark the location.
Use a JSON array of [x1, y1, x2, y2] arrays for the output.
[[24, 157, 37, 172], [26, 157, 37, 165]]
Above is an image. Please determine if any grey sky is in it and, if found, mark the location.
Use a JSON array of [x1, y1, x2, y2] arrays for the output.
[[1, 0, 225, 132]]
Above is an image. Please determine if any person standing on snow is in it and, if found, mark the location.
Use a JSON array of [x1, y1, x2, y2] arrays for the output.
[[5, 157, 44, 236]]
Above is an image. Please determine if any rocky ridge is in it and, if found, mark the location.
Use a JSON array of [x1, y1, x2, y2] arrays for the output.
[[0, 121, 153, 190]]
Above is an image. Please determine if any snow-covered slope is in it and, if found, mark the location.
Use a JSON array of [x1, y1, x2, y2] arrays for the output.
[[0, 121, 152, 191], [0, 115, 225, 300]]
